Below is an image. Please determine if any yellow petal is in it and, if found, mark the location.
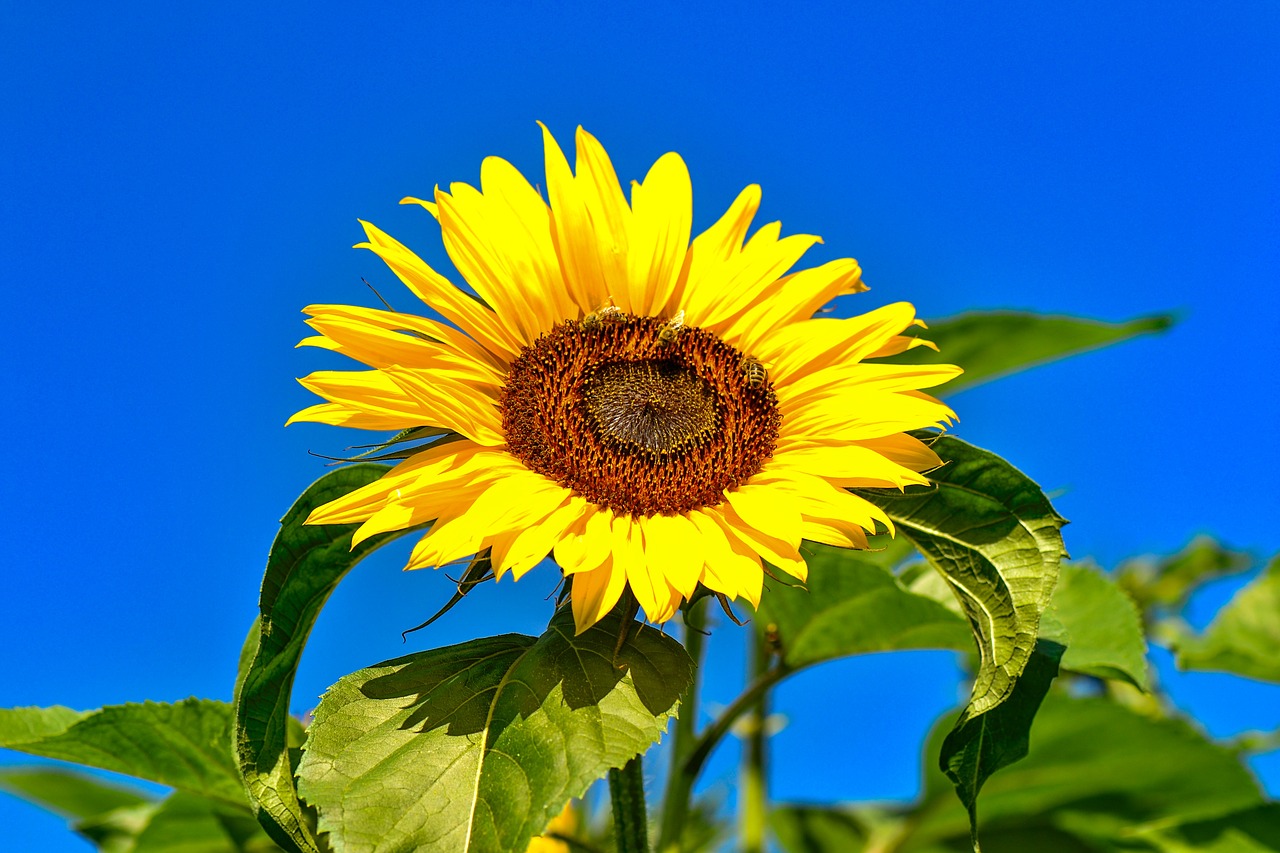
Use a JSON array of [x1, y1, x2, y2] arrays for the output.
[[614, 514, 667, 623], [755, 302, 919, 387], [381, 366, 505, 447], [357, 220, 523, 360], [636, 514, 703, 599], [681, 185, 761, 323], [570, 555, 627, 635], [627, 152, 692, 317]]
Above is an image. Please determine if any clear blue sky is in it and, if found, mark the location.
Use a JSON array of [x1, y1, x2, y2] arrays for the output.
[[3, 2, 1278, 849]]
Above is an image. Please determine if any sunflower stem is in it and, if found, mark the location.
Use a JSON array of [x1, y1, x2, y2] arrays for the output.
[[655, 599, 708, 852], [740, 627, 772, 853], [680, 661, 791, 786], [609, 755, 650, 853]]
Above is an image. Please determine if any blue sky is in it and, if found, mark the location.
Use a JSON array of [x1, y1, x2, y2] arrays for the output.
[[2, 2, 1278, 849]]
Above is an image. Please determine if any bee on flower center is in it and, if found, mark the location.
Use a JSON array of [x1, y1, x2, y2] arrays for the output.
[[656, 309, 686, 346], [581, 299, 624, 331], [742, 355, 768, 387]]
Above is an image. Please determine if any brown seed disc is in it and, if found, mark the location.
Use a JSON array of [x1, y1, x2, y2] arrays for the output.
[[501, 314, 781, 517]]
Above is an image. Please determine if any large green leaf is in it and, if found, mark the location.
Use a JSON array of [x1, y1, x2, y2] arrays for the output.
[[1171, 554, 1280, 683], [938, 638, 1063, 847], [1050, 563, 1149, 689], [295, 607, 691, 853], [1117, 535, 1253, 613], [74, 792, 282, 853], [883, 310, 1173, 395], [755, 542, 971, 668], [1127, 804, 1280, 852], [907, 694, 1264, 850], [0, 701, 246, 808], [234, 463, 410, 853], [769, 805, 876, 852], [0, 766, 153, 819], [858, 436, 1065, 724]]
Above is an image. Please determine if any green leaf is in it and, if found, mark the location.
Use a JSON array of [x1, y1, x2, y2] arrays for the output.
[[1128, 803, 1280, 852], [883, 310, 1173, 395], [910, 694, 1265, 848], [858, 436, 1066, 725], [939, 638, 1063, 846], [0, 701, 247, 808], [0, 766, 153, 819], [770, 804, 874, 852], [755, 542, 972, 668], [296, 606, 691, 853], [74, 792, 282, 853], [1050, 563, 1149, 689], [233, 463, 411, 853], [1117, 535, 1253, 613], [1172, 554, 1280, 683]]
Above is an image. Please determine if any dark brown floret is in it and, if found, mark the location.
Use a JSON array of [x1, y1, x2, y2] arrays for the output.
[[501, 315, 780, 517]]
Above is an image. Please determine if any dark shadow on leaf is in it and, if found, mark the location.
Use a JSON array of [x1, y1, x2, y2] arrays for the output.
[[355, 608, 689, 739]]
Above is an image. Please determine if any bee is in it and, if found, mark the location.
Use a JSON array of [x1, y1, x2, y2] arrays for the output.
[[656, 309, 686, 346], [742, 355, 767, 387], [581, 298, 623, 331]]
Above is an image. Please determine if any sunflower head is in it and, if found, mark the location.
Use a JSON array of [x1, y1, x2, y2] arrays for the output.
[[290, 124, 959, 634]]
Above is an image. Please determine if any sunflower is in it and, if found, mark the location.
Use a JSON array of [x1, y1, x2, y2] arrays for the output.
[[289, 124, 960, 634]]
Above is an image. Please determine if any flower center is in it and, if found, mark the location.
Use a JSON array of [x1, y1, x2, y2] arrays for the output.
[[501, 314, 780, 517], [583, 361, 717, 454]]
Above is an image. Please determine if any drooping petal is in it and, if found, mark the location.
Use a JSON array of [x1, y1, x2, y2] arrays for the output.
[[570, 554, 627, 635]]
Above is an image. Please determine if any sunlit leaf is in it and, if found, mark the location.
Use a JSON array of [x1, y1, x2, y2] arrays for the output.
[[859, 436, 1066, 724], [1051, 563, 1149, 689], [233, 463, 411, 853], [755, 542, 971, 668], [883, 310, 1173, 395], [1171, 554, 1280, 683], [296, 607, 691, 853], [0, 701, 246, 808]]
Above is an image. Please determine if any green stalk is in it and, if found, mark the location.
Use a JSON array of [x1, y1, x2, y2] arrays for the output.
[[655, 598, 708, 853], [740, 628, 772, 852], [609, 754, 650, 853]]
